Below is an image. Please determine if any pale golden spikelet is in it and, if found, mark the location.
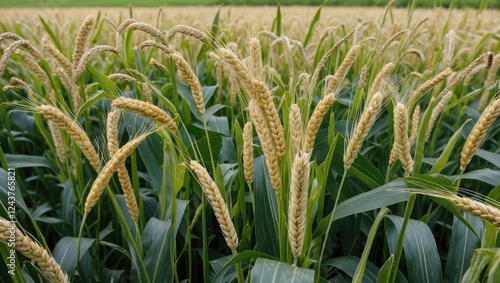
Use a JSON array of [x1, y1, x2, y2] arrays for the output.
[[407, 17, 429, 39], [71, 85, 81, 112], [344, 91, 385, 171], [460, 97, 500, 173], [404, 48, 425, 62], [0, 40, 44, 78], [408, 68, 452, 106], [326, 44, 360, 94], [166, 25, 209, 42], [127, 22, 168, 43], [107, 109, 121, 157], [218, 48, 253, 92], [289, 104, 302, 155], [451, 196, 500, 227], [478, 54, 500, 110], [252, 79, 286, 159], [366, 63, 394, 104], [393, 103, 413, 176], [9, 77, 36, 102], [425, 91, 452, 142], [388, 142, 398, 166], [107, 73, 138, 83], [142, 82, 153, 104], [74, 45, 118, 81], [288, 152, 310, 259], [0, 218, 69, 283], [111, 97, 177, 131], [409, 104, 420, 145], [463, 63, 487, 86], [309, 28, 356, 95], [229, 76, 238, 106], [42, 35, 73, 78], [16, 51, 51, 90], [189, 160, 239, 251], [248, 100, 281, 194], [445, 30, 456, 68], [249, 37, 263, 80], [139, 40, 172, 56], [48, 121, 66, 163], [215, 62, 223, 102], [115, 19, 136, 51], [259, 30, 279, 41], [37, 105, 101, 172], [117, 164, 139, 222], [305, 93, 336, 155], [85, 134, 149, 216], [72, 15, 95, 70], [243, 122, 254, 186], [171, 51, 205, 115], [358, 65, 368, 91], [0, 32, 23, 44], [149, 58, 167, 71]]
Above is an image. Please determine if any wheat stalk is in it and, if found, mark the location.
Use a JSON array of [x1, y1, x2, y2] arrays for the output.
[[393, 103, 413, 176], [289, 104, 302, 155], [288, 152, 310, 259], [111, 97, 176, 131], [37, 105, 101, 172], [305, 93, 336, 155], [478, 53, 500, 110], [189, 160, 239, 251], [0, 218, 68, 283], [252, 79, 286, 159], [242, 122, 254, 186], [326, 44, 361, 94], [248, 100, 281, 194], [72, 15, 95, 70], [171, 51, 205, 115], [85, 133, 149, 216], [460, 97, 500, 173], [344, 91, 385, 171]]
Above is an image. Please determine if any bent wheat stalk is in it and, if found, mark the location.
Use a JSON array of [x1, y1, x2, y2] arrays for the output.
[[189, 160, 239, 251]]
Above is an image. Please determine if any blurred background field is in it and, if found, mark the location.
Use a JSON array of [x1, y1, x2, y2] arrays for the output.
[[1, 0, 499, 8]]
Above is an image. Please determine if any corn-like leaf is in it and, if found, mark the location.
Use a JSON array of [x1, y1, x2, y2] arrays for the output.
[[250, 258, 314, 283]]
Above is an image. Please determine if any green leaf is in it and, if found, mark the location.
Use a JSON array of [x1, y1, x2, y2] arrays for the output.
[[462, 248, 500, 282], [385, 215, 443, 283], [142, 218, 172, 282], [250, 258, 315, 283], [39, 16, 62, 51], [253, 156, 279, 257], [459, 169, 500, 186], [429, 119, 469, 174], [86, 64, 121, 95], [476, 149, 500, 169], [4, 154, 50, 168], [323, 255, 378, 282], [0, 168, 29, 215], [303, 3, 323, 47], [52, 237, 95, 276], [213, 251, 279, 283], [76, 91, 116, 118], [444, 213, 484, 282]]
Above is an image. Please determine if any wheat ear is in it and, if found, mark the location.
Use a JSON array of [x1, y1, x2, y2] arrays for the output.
[[74, 45, 118, 81], [425, 91, 452, 142], [451, 196, 500, 227], [408, 68, 452, 106], [253, 79, 286, 159], [142, 83, 153, 104], [37, 105, 100, 172], [308, 28, 356, 95], [377, 30, 407, 61], [218, 48, 253, 91], [107, 73, 138, 83], [48, 121, 66, 163], [243, 122, 254, 186], [15, 51, 51, 90], [189, 160, 239, 251], [111, 97, 176, 131], [248, 100, 281, 194], [326, 44, 361, 94], [42, 35, 73, 78], [393, 103, 413, 176], [115, 19, 136, 51], [289, 104, 302, 155], [460, 97, 500, 173], [215, 62, 223, 101], [0, 40, 44, 78], [288, 152, 310, 259], [305, 93, 336, 155], [358, 65, 368, 91], [72, 15, 95, 70], [344, 91, 385, 171], [249, 37, 263, 80], [166, 24, 209, 42], [171, 51, 205, 115], [478, 54, 500, 110], [85, 134, 148, 216], [366, 63, 394, 104], [444, 30, 455, 68], [0, 218, 68, 283], [127, 22, 168, 43], [0, 32, 23, 44]]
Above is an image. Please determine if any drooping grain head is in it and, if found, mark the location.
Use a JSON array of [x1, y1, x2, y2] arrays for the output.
[[171, 51, 205, 115], [289, 104, 302, 155], [243, 122, 254, 186], [305, 93, 336, 155], [111, 97, 177, 131], [73, 15, 95, 69]]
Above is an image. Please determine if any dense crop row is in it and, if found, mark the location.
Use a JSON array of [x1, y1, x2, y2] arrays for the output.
[[0, 4, 499, 282]]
